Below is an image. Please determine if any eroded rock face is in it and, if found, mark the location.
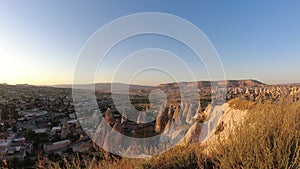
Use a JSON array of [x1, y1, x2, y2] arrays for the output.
[[203, 104, 212, 118], [180, 122, 203, 145], [200, 103, 248, 147], [93, 119, 111, 149], [105, 108, 115, 126], [155, 116, 168, 133], [164, 118, 173, 132], [137, 110, 156, 125], [137, 111, 145, 124], [158, 100, 204, 146], [93, 98, 251, 153], [103, 120, 123, 152], [179, 102, 248, 146], [227, 86, 300, 102], [172, 105, 180, 121], [155, 104, 168, 133], [90, 80, 300, 154], [121, 114, 127, 125]]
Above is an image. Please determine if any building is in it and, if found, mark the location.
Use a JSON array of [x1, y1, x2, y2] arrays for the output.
[[12, 137, 26, 146], [43, 140, 70, 152], [0, 140, 26, 160], [51, 126, 61, 135], [18, 110, 48, 119], [33, 128, 48, 134], [4, 146, 26, 160], [60, 121, 70, 139]]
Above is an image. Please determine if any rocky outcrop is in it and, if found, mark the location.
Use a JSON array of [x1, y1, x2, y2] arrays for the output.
[[180, 122, 203, 145], [155, 105, 168, 133], [180, 102, 248, 146], [199, 103, 248, 148], [104, 108, 115, 126]]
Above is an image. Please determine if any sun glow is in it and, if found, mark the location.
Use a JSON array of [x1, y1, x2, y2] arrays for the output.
[[0, 43, 54, 85]]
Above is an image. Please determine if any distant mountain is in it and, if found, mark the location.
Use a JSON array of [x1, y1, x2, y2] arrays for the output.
[[53, 79, 265, 92], [157, 79, 266, 89], [275, 83, 300, 86], [53, 83, 154, 93], [224, 79, 266, 88]]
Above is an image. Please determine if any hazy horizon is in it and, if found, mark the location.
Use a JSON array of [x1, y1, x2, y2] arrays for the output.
[[2, 78, 299, 87], [0, 1, 299, 85]]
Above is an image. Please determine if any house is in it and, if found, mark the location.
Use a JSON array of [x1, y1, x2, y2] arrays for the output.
[[60, 121, 70, 139], [51, 126, 61, 135], [12, 137, 26, 146], [33, 128, 48, 134], [3, 146, 26, 160], [44, 140, 70, 152]]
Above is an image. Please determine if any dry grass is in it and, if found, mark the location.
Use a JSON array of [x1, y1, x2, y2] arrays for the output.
[[140, 144, 213, 169], [212, 100, 300, 169], [228, 98, 256, 110]]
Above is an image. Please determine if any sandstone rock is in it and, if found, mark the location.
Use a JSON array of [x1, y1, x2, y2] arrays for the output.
[[155, 104, 168, 133], [105, 107, 114, 126], [172, 105, 180, 121], [185, 103, 194, 124], [93, 119, 111, 150], [180, 122, 203, 145], [103, 120, 123, 153]]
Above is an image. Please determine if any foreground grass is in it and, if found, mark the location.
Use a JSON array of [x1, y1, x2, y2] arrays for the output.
[[38, 145, 211, 169], [39, 99, 300, 169], [212, 99, 300, 169]]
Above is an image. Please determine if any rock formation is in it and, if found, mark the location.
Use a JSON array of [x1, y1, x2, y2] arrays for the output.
[[155, 104, 168, 133], [105, 107, 115, 126]]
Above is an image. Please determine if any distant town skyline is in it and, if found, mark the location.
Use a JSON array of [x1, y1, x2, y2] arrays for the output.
[[0, 1, 299, 85]]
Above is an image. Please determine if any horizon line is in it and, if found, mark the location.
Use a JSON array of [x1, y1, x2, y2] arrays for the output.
[[2, 78, 300, 87]]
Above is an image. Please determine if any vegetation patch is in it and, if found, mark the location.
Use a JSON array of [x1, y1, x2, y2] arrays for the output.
[[212, 100, 300, 169], [228, 98, 256, 110]]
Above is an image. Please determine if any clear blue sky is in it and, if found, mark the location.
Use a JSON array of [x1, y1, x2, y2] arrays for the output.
[[0, 1, 299, 85]]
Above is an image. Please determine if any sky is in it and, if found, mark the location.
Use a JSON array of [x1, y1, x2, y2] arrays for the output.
[[0, 1, 299, 85]]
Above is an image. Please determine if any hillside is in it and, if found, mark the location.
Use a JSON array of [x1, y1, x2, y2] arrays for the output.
[[53, 82, 154, 93], [40, 99, 300, 169], [157, 79, 265, 89], [53, 79, 265, 90]]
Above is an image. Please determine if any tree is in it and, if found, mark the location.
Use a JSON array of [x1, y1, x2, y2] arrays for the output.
[[64, 147, 73, 154], [9, 157, 20, 168], [0, 105, 8, 120]]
